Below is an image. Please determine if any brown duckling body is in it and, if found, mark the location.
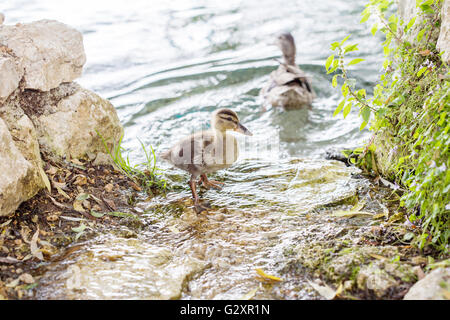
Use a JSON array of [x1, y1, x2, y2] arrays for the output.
[[162, 108, 252, 212]]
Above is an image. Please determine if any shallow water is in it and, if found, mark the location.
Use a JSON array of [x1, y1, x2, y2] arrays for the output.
[[3, 0, 385, 299]]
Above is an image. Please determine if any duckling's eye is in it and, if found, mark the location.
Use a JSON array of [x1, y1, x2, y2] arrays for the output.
[[226, 117, 233, 121]]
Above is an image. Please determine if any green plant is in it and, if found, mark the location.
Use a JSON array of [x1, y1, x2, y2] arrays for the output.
[[325, 0, 449, 253], [97, 131, 168, 193]]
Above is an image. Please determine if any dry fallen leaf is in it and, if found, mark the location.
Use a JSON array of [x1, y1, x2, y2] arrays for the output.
[[419, 49, 431, 56], [73, 200, 85, 213], [105, 183, 114, 193], [30, 228, 44, 261], [82, 200, 91, 210], [255, 268, 283, 282], [71, 159, 85, 166], [103, 198, 116, 210], [46, 166, 58, 175], [38, 165, 51, 193], [55, 185, 71, 199], [129, 182, 142, 192], [5, 278, 20, 288], [46, 214, 59, 222], [369, 253, 388, 260], [74, 175, 87, 186]]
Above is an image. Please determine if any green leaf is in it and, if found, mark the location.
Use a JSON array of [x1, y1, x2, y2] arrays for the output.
[[75, 232, 85, 241], [341, 83, 349, 97], [360, 12, 371, 23], [417, 66, 427, 77], [357, 89, 367, 98], [106, 211, 140, 220], [90, 210, 106, 218], [72, 224, 87, 233], [325, 55, 334, 71], [348, 58, 365, 66], [327, 60, 339, 74], [360, 121, 368, 131], [361, 106, 371, 123], [332, 74, 339, 88], [340, 35, 351, 46], [76, 193, 90, 201], [420, 4, 434, 14], [333, 99, 346, 117], [330, 42, 340, 50], [343, 102, 352, 118], [405, 17, 416, 33], [371, 23, 378, 36], [388, 22, 397, 33], [344, 44, 358, 54], [417, 28, 426, 42]]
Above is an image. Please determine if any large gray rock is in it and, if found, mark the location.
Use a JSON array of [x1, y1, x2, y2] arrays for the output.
[[0, 118, 39, 216], [0, 19, 86, 91], [437, 0, 450, 63], [0, 55, 23, 101], [404, 267, 450, 300], [30, 83, 123, 160], [0, 98, 46, 201]]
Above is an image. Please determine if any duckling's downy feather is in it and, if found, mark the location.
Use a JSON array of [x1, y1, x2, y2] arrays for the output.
[[162, 130, 239, 177]]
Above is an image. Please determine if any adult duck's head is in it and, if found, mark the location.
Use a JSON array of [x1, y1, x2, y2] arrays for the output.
[[212, 108, 252, 136], [276, 32, 296, 65]]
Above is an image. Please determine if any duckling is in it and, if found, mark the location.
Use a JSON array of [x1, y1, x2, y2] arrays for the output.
[[162, 108, 252, 212], [261, 32, 315, 110], [0, 13, 4, 25]]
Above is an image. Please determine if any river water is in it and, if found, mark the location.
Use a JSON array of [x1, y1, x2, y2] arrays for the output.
[[3, 0, 386, 299]]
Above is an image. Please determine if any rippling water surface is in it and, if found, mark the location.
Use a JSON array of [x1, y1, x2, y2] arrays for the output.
[[3, 0, 384, 299]]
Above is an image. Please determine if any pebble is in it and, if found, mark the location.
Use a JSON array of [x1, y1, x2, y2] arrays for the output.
[[18, 273, 34, 284]]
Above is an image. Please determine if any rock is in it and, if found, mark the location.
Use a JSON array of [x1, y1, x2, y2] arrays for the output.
[[404, 267, 450, 300], [0, 101, 46, 196], [93, 152, 115, 166], [0, 119, 38, 216], [437, 0, 450, 63], [0, 19, 86, 91], [357, 264, 398, 297], [30, 83, 123, 160], [0, 56, 23, 101]]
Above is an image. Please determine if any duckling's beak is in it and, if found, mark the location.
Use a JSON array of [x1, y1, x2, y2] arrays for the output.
[[236, 122, 253, 136]]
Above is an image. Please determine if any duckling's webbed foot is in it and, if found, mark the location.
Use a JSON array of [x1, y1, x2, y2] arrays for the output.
[[199, 174, 224, 190], [189, 176, 208, 213]]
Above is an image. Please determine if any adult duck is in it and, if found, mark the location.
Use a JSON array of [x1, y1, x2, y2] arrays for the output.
[[261, 32, 315, 110]]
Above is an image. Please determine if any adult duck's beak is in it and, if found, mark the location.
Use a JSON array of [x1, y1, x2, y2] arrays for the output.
[[235, 122, 253, 136]]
